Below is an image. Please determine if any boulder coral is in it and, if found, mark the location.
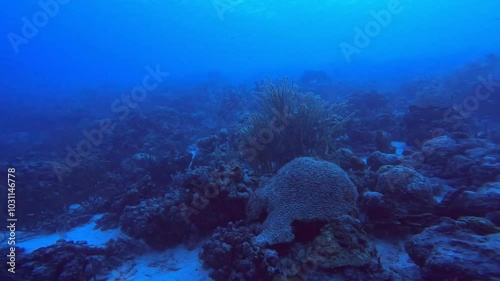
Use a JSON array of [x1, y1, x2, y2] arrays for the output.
[[247, 157, 358, 245]]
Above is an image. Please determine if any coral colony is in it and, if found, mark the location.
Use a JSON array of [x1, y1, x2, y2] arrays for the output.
[[2, 1, 500, 280]]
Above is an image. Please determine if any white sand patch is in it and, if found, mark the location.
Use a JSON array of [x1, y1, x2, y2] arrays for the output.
[[391, 141, 407, 155], [433, 194, 445, 203], [10, 213, 213, 280], [106, 245, 212, 281], [374, 238, 421, 281], [16, 214, 123, 253]]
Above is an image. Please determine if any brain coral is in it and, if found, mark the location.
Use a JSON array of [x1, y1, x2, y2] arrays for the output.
[[247, 157, 359, 245]]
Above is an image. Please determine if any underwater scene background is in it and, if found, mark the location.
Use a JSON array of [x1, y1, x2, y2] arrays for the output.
[[1, 0, 500, 280]]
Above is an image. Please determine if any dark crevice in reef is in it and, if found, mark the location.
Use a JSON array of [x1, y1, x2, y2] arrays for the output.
[[292, 220, 328, 243], [269, 220, 329, 255]]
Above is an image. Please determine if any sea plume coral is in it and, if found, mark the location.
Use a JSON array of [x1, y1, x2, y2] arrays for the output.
[[239, 77, 353, 172]]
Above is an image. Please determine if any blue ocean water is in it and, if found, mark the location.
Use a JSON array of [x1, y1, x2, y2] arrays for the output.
[[1, 1, 500, 280], [2, 1, 500, 92]]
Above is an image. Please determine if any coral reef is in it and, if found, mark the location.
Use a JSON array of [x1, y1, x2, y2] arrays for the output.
[[10, 238, 143, 281], [247, 157, 358, 245], [199, 221, 278, 281], [5, 55, 500, 281], [367, 151, 403, 170], [239, 77, 353, 171], [406, 218, 500, 280], [115, 159, 256, 249], [361, 165, 439, 234], [200, 216, 400, 281], [446, 182, 500, 218]]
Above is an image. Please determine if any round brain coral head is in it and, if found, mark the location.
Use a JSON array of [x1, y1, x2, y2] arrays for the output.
[[247, 157, 359, 246]]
